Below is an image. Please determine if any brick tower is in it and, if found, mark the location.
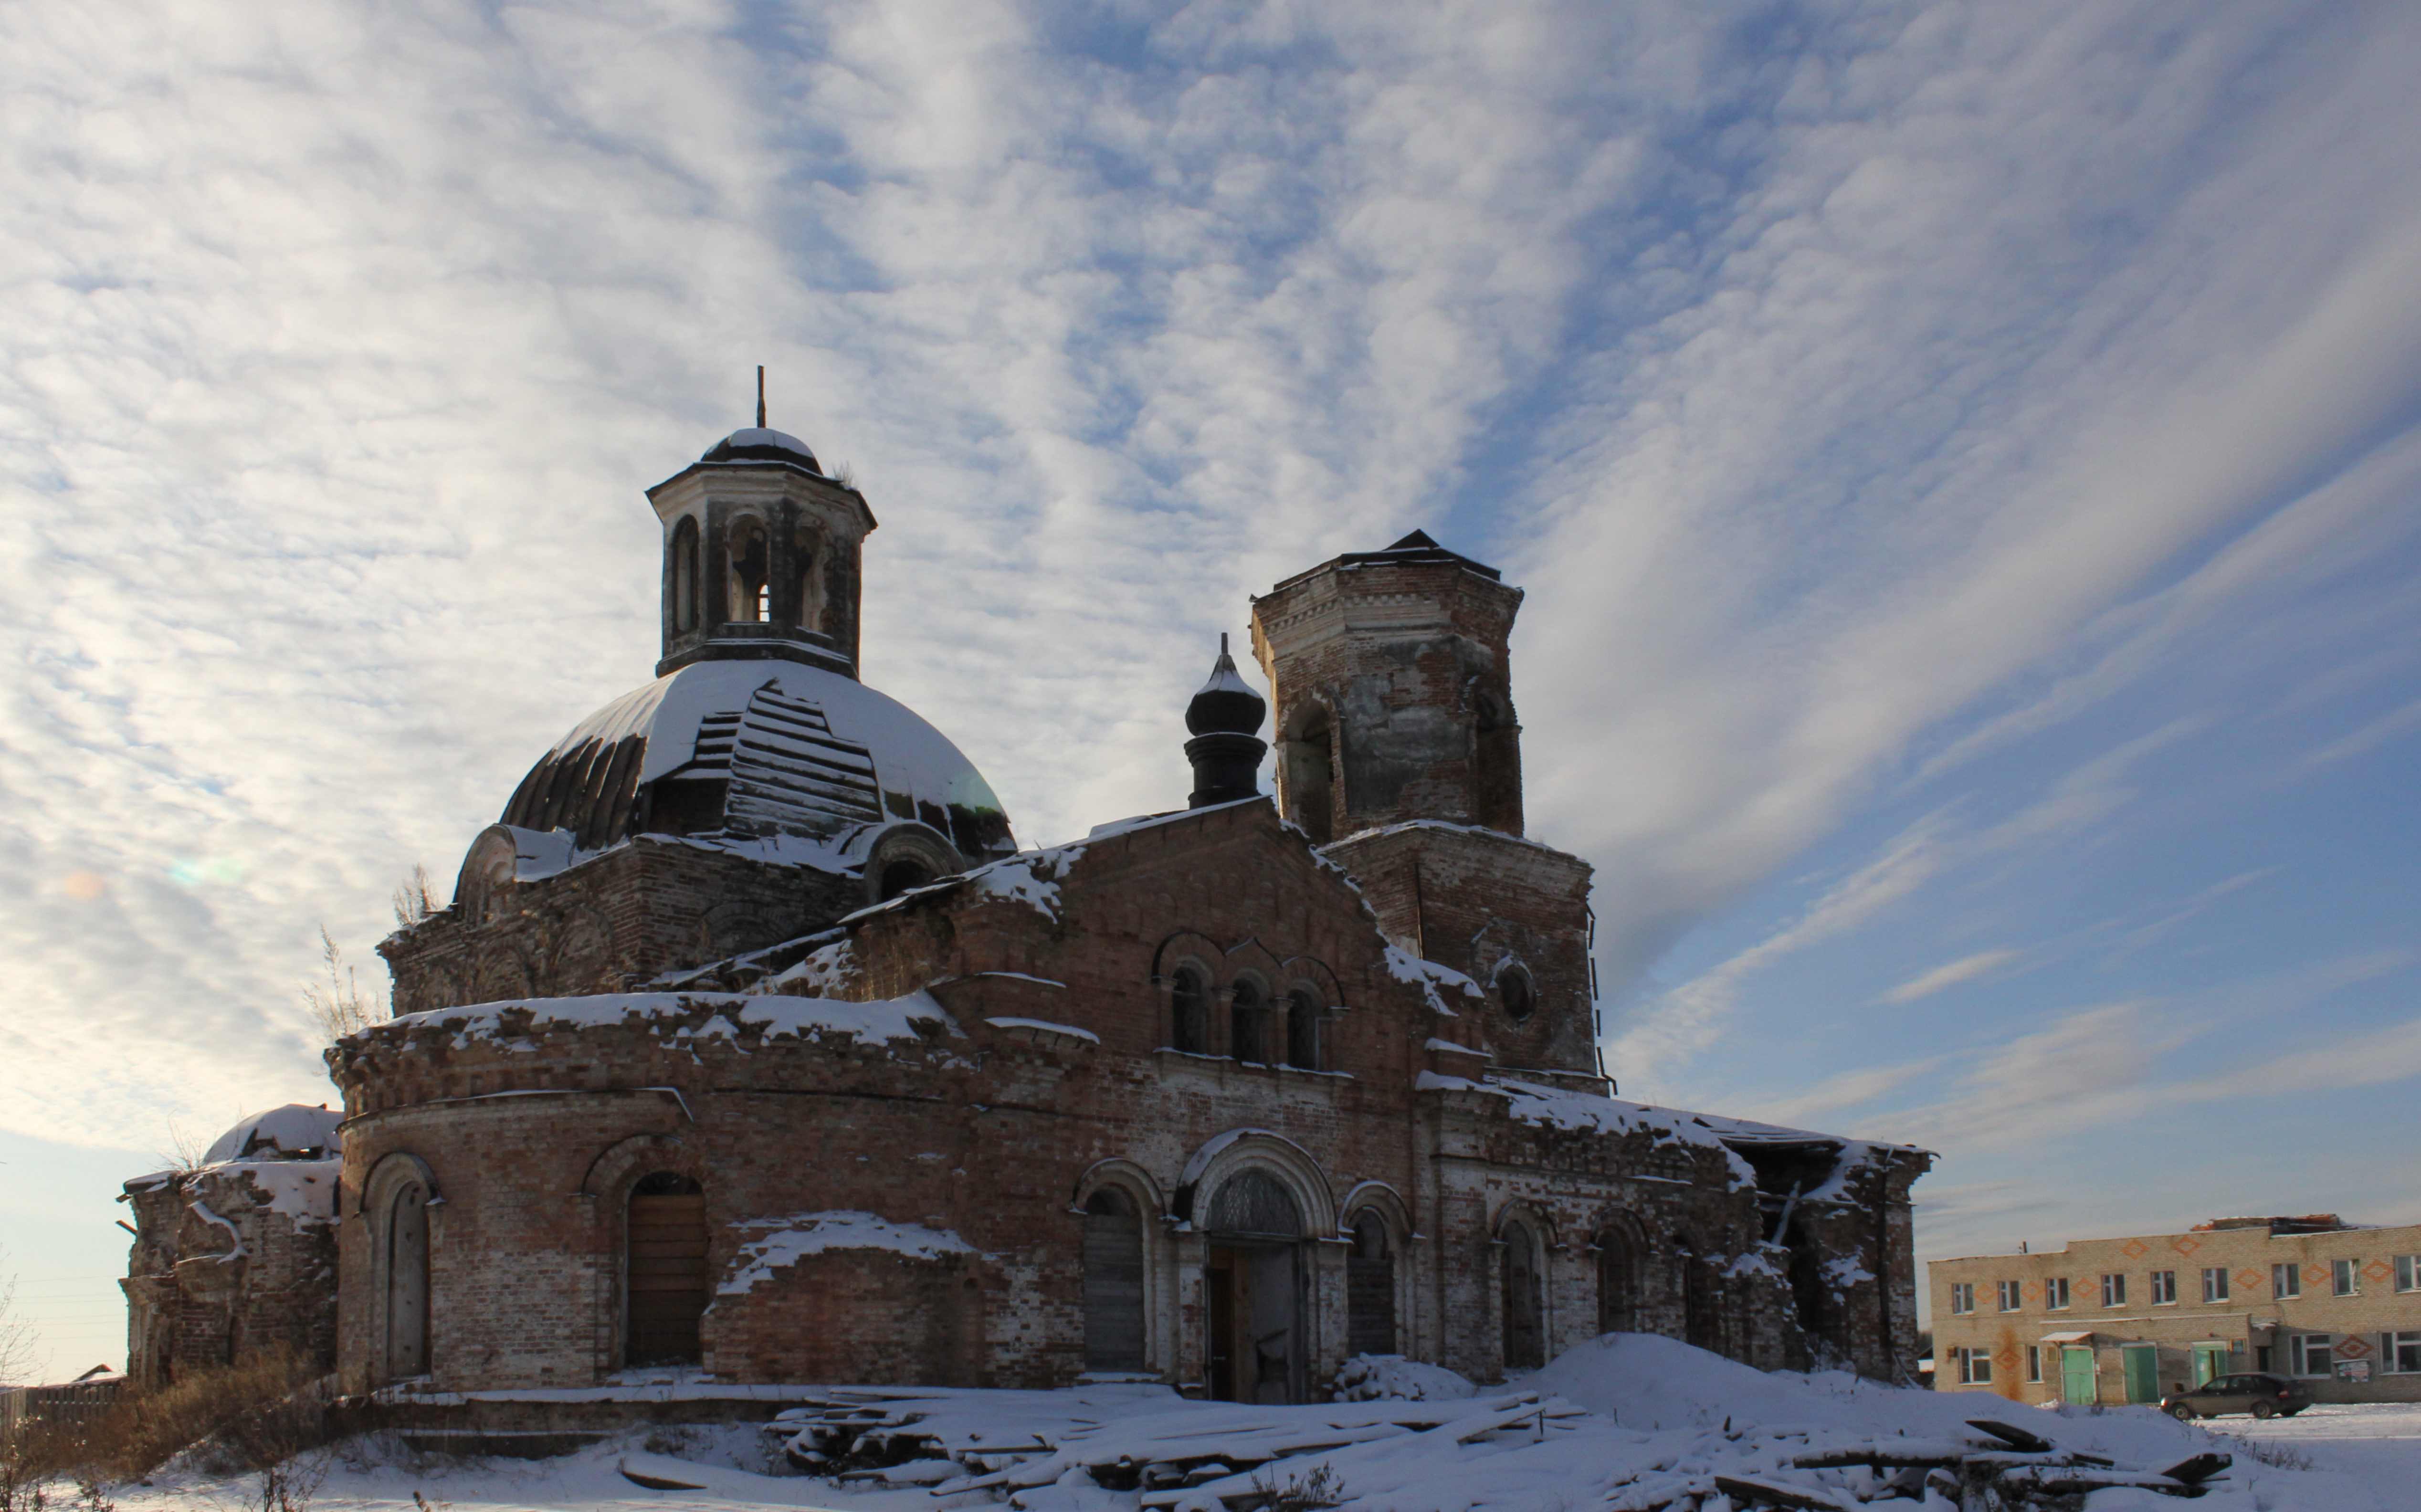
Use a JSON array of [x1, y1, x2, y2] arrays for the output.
[[648, 423, 874, 678], [1249, 531, 1602, 1084]]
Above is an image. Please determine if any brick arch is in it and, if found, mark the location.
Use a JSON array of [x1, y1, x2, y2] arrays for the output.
[[1071, 1157, 1165, 1218], [1179, 1130, 1336, 1240], [579, 1133, 706, 1374], [579, 1131, 698, 1201], [1494, 1199, 1555, 1374], [360, 1151, 439, 1387]]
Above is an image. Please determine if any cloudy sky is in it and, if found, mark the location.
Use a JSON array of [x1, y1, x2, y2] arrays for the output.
[[5, 0, 2419, 1375]]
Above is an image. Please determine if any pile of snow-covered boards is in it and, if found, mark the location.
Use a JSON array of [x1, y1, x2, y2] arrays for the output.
[[757, 1384, 2232, 1511]]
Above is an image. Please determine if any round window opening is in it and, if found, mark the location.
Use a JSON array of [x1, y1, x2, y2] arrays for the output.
[[1498, 966, 1536, 1023]]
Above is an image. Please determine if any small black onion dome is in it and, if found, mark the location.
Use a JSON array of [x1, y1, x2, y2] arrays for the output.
[[702, 427, 821, 470], [1187, 637, 1266, 736]]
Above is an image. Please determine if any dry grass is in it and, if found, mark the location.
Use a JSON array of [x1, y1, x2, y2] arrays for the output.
[[3, 1352, 326, 1495]]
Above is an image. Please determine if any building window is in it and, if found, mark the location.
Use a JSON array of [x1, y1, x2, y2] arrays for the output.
[[2387, 1332, 2421, 1375], [2026, 1345, 2042, 1382], [2045, 1277, 2070, 1310], [1596, 1224, 1638, 1334], [1231, 978, 1269, 1064], [2101, 1273, 2126, 1307], [1169, 966, 1209, 1054], [2150, 1270, 2177, 1305], [1998, 1280, 2021, 1312], [670, 516, 701, 632], [1956, 1347, 1994, 1385], [2202, 1267, 2230, 1304], [1950, 1282, 1975, 1315], [728, 517, 770, 624], [1280, 711, 1335, 845], [2397, 1255, 2420, 1293], [2333, 1258, 2359, 1297], [1285, 986, 1321, 1071], [2293, 1334, 2334, 1377], [1496, 963, 1536, 1023], [2274, 1262, 2301, 1299]]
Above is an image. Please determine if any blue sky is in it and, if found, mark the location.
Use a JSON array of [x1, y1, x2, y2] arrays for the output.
[[3, 0, 2418, 1377]]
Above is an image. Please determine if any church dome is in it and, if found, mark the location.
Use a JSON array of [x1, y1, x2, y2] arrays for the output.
[[203, 1104, 342, 1164], [699, 427, 821, 470], [496, 659, 1014, 866]]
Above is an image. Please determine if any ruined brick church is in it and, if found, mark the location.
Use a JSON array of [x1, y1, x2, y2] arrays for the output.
[[124, 422, 1928, 1399]]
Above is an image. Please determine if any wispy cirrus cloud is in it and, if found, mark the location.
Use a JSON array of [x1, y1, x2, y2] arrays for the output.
[[1880, 950, 2018, 1006]]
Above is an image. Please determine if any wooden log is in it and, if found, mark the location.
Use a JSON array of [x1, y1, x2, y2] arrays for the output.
[[1708, 1474, 1851, 1510]]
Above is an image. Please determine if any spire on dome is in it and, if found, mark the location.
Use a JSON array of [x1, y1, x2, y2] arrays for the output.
[[1183, 634, 1268, 808]]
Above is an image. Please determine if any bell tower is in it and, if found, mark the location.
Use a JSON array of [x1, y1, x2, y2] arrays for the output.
[[645, 403, 876, 679], [1248, 531, 1523, 844], [1251, 531, 1603, 1089]]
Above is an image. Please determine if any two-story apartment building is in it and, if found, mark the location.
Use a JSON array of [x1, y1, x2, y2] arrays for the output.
[[1929, 1215, 2421, 1407]]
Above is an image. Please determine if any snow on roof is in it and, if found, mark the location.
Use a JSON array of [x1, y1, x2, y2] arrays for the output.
[[708, 427, 817, 462], [388, 989, 957, 1052], [718, 1211, 979, 1295], [201, 1104, 342, 1165], [1416, 1074, 1758, 1187], [1384, 945, 1483, 1016]]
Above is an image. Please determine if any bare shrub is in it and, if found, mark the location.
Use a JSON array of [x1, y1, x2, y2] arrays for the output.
[[391, 866, 436, 931], [2221, 1434, 2314, 1471], [302, 929, 388, 1044], [1251, 1462, 1346, 1511]]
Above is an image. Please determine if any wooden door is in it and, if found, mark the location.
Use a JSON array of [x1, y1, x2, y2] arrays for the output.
[[626, 1175, 706, 1365], [2121, 1343, 2160, 1403], [2062, 1347, 2096, 1404], [1502, 1223, 1544, 1370], [1207, 1248, 1239, 1401], [387, 1186, 430, 1378], [2191, 1343, 2227, 1387]]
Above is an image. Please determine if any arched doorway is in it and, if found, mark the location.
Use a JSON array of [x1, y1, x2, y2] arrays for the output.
[[1597, 1224, 1636, 1334], [1082, 1188, 1147, 1373], [1346, 1210, 1396, 1356], [1678, 1242, 1718, 1352], [386, 1183, 430, 1379], [626, 1172, 706, 1365], [1501, 1219, 1545, 1371], [1205, 1169, 1304, 1403]]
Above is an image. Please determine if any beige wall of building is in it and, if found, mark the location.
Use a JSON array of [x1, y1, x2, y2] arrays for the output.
[[1928, 1217, 2421, 1407]]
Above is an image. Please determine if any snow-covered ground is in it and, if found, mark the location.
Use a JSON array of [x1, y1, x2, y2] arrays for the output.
[[98, 1339, 2417, 1512], [2199, 1400, 2421, 1511]]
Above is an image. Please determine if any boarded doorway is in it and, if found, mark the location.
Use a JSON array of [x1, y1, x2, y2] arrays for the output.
[[627, 1172, 706, 1365], [386, 1184, 430, 1379], [1346, 1211, 1396, 1356], [1501, 1220, 1544, 1371], [1083, 1188, 1147, 1373], [1204, 1170, 1304, 1403]]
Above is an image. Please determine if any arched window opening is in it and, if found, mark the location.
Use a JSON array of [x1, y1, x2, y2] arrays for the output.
[[1205, 1170, 1304, 1404], [1285, 987, 1321, 1071], [1170, 966, 1209, 1054], [1082, 1188, 1147, 1373], [729, 520, 770, 625], [1346, 1210, 1396, 1357], [1231, 980, 1268, 1064], [1282, 714, 1335, 845], [1501, 1219, 1545, 1371], [1496, 964, 1536, 1024], [878, 858, 934, 901], [1472, 691, 1521, 834], [1596, 1226, 1636, 1334], [386, 1183, 431, 1379], [670, 517, 701, 633], [627, 1171, 706, 1366]]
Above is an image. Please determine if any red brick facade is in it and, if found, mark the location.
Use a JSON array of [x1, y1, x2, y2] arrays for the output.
[[156, 433, 1932, 1400]]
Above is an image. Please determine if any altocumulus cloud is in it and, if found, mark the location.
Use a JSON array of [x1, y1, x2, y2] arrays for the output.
[[3, 0, 2420, 1151]]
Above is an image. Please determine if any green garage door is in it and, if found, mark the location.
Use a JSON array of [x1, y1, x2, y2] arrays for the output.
[[2121, 1344, 2161, 1403], [2062, 1347, 2096, 1405]]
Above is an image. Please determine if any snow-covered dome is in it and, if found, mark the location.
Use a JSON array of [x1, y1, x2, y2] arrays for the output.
[[496, 659, 1015, 864], [203, 1104, 342, 1164], [699, 427, 821, 471]]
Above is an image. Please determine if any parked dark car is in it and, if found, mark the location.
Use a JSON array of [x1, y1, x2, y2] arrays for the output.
[[2160, 1372, 2313, 1420]]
